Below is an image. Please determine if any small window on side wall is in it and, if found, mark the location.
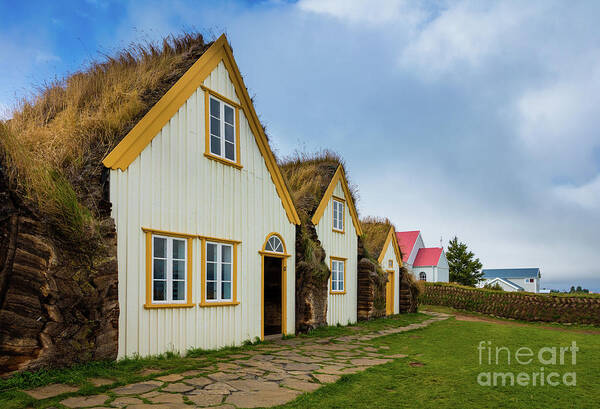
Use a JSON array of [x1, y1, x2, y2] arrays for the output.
[[206, 242, 234, 302], [151, 235, 188, 304], [209, 95, 236, 162], [388, 259, 393, 268], [332, 199, 344, 231], [419, 272, 427, 282], [331, 259, 345, 293]]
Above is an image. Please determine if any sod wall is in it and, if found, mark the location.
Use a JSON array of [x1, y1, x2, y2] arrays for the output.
[[419, 282, 600, 325]]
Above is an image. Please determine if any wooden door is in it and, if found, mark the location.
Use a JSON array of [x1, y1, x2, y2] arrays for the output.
[[386, 270, 394, 315]]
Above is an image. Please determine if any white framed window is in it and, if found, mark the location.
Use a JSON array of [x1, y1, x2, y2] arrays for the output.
[[206, 241, 233, 302], [331, 259, 345, 293], [388, 259, 393, 268], [419, 272, 427, 281], [152, 235, 188, 304], [265, 235, 284, 253], [332, 199, 344, 231], [209, 96, 236, 162]]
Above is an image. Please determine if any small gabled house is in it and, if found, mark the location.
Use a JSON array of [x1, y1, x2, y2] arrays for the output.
[[104, 34, 301, 357], [280, 155, 362, 328], [412, 247, 449, 283], [361, 218, 403, 316], [480, 268, 541, 293], [396, 230, 449, 282]]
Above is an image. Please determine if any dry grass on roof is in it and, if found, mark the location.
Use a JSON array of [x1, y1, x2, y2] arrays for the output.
[[279, 149, 358, 219], [0, 32, 211, 240], [361, 216, 397, 260]]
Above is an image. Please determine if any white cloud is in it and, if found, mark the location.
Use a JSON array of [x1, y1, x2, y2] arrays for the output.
[[554, 175, 600, 210], [399, 1, 537, 78], [297, 0, 425, 26], [35, 51, 62, 64]]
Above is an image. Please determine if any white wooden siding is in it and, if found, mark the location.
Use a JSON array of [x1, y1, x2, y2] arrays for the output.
[[111, 62, 296, 358], [315, 181, 358, 326], [380, 240, 400, 314]]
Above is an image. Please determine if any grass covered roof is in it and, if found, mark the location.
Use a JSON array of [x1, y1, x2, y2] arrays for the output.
[[361, 216, 398, 260], [279, 150, 358, 221], [0, 32, 212, 240]]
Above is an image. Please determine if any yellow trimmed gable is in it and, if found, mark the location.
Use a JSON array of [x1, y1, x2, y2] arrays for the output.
[[378, 226, 403, 267], [102, 34, 300, 225], [311, 165, 363, 236]]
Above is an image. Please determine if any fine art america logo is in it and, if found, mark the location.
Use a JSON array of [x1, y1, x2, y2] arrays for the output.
[[477, 341, 578, 387]]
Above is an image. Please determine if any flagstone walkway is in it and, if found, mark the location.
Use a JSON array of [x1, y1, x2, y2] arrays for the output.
[[24, 312, 450, 409]]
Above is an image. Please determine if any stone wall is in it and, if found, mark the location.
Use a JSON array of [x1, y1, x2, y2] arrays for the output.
[[357, 258, 387, 320], [420, 282, 600, 325]]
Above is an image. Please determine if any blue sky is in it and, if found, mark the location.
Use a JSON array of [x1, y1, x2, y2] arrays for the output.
[[1, 0, 599, 291]]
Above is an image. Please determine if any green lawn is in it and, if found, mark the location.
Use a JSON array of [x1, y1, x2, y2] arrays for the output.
[[278, 317, 600, 408]]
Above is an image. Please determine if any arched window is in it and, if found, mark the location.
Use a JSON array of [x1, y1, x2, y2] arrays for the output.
[[419, 272, 427, 281], [264, 234, 284, 253]]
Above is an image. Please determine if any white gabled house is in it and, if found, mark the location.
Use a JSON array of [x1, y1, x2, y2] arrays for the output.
[[103, 35, 301, 358], [395, 230, 449, 282], [480, 268, 541, 293], [311, 166, 363, 326]]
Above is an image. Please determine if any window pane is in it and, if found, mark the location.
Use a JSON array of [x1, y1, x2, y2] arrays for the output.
[[265, 239, 274, 252], [332, 281, 337, 291], [206, 281, 216, 300], [222, 245, 232, 262], [207, 243, 217, 262], [225, 123, 234, 142], [222, 282, 232, 300], [153, 237, 166, 258], [153, 281, 166, 301], [173, 260, 185, 280], [210, 98, 220, 118], [153, 259, 165, 280], [225, 142, 235, 161], [207, 262, 216, 281], [173, 281, 185, 301], [339, 280, 344, 291], [222, 263, 232, 282], [172, 239, 185, 259], [210, 135, 221, 155], [224, 105, 234, 124], [210, 117, 221, 137]]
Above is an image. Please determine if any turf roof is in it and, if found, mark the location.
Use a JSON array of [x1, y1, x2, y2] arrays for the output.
[[0, 33, 213, 239], [279, 150, 358, 220], [361, 216, 397, 260]]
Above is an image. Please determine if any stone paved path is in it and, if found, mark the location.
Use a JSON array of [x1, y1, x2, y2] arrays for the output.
[[24, 312, 450, 409]]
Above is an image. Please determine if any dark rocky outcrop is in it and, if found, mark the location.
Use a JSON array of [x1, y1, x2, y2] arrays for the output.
[[0, 161, 118, 376], [294, 220, 329, 332]]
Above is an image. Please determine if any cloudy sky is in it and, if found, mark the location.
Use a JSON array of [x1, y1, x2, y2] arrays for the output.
[[1, 0, 599, 291]]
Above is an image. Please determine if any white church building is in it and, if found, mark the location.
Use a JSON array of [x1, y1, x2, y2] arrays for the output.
[[395, 231, 449, 282]]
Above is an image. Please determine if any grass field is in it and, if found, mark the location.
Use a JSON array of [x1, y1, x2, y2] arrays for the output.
[[277, 316, 600, 408], [2, 311, 598, 408]]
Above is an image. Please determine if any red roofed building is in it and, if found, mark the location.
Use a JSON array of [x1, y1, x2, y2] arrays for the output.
[[395, 231, 449, 282]]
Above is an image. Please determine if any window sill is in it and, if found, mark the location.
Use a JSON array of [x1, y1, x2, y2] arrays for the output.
[[199, 301, 240, 307], [204, 153, 243, 169], [332, 228, 345, 234], [329, 291, 347, 295], [144, 303, 195, 309]]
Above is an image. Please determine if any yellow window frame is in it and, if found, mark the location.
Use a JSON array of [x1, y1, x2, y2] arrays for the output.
[[143, 229, 194, 309], [332, 195, 345, 234], [200, 236, 241, 307], [329, 256, 347, 295], [203, 86, 242, 169]]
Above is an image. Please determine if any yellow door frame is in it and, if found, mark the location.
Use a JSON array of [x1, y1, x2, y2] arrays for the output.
[[259, 233, 291, 340]]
